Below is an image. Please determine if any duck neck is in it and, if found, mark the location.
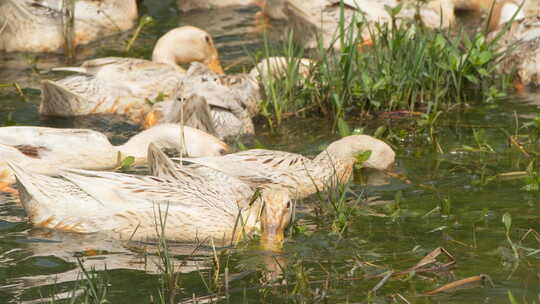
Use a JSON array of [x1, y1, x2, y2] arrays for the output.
[[290, 152, 354, 198], [152, 49, 186, 73], [313, 152, 355, 187], [116, 124, 183, 165]]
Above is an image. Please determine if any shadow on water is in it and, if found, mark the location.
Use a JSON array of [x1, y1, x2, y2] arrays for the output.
[[0, 1, 540, 303]]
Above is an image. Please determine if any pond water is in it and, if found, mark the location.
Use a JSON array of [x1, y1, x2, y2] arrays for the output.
[[0, 1, 539, 303]]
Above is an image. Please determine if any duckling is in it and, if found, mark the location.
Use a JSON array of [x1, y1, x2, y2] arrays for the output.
[[40, 26, 224, 125], [8, 161, 292, 244], [0, 124, 229, 191], [0, 0, 137, 53]]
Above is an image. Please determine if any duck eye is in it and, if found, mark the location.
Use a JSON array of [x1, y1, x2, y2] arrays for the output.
[[205, 35, 211, 44]]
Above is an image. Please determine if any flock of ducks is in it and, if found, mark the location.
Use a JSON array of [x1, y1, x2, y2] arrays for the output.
[[0, 0, 537, 246]]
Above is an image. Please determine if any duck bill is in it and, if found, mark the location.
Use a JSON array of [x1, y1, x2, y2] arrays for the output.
[[513, 77, 525, 94], [221, 143, 232, 154], [208, 56, 224, 74], [261, 225, 285, 249]]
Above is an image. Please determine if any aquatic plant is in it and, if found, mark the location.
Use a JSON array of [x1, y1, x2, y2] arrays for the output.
[[256, 4, 512, 131]]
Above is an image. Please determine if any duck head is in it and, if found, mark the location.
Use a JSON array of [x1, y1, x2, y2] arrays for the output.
[[152, 26, 224, 74], [259, 187, 292, 246], [321, 135, 396, 171]]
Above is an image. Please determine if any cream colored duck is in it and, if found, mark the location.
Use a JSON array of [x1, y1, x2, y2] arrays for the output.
[[487, 0, 526, 32], [144, 56, 314, 139], [177, 0, 257, 12], [488, 1, 540, 87], [0, 124, 229, 191], [148, 143, 258, 206], [152, 135, 395, 200], [40, 26, 224, 125], [0, 0, 137, 53], [262, 0, 454, 49], [8, 160, 292, 244], [455, 0, 538, 16]]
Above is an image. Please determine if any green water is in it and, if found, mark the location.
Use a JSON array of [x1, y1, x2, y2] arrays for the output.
[[0, 1, 539, 303]]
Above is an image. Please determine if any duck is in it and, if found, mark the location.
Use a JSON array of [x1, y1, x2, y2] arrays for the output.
[[453, 0, 494, 12], [144, 56, 314, 139], [487, 0, 526, 32], [487, 1, 540, 88], [150, 135, 395, 200], [177, 0, 257, 12], [148, 142, 259, 206], [40, 26, 224, 126], [455, 0, 538, 16], [8, 159, 292, 244], [0, 0, 138, 53], [0, 124, 229, 192], [261, 0, 455, 49]]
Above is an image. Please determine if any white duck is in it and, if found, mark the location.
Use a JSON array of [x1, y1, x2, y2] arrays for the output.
[[262, 0, 455, 49], [488, 0, 540, 88], [0, 0, 138, 53], [144, 56, 314, 139], [151, 135, 395, 200], [8, 160, 292, 244], [0, 124, 229, 191], [177, 0, 258, 12], [40, 26, 224, 125], [455, 0, 538, 16]]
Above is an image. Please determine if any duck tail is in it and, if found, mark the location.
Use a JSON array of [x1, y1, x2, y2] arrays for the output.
[[6, 161, 47, 218], [165, 94, 217, 136], [147, 143, 202, 181], [148, 143, 184, 181], [40, 79, 91, 116]]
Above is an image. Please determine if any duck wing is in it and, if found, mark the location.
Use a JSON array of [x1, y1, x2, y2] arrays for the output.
[[179, 149, 311, 186], [61, 168, 234, 213], [41, 58, 181, 119], [8, 161, 120, 233], [148, 143, 257, 206], [0, 126, 117, 170]]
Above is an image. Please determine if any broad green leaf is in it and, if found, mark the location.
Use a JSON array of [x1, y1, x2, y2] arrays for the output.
[[355, 150, 372, 164], [119, 156, 135, 171], [338, 117, 351, 137]]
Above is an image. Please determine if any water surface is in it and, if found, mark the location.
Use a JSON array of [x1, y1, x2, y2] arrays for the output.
[[0, 1, 539, 303]]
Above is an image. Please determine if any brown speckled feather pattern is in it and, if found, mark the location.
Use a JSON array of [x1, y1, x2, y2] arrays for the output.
[[13, 145, 50, 159], [175, 135, 395, 200], [148, 144, 256, 207], [178, 149, 352, 200]]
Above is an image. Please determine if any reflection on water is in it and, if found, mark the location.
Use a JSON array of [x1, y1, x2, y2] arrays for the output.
[[0, 1, 540, 303]]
